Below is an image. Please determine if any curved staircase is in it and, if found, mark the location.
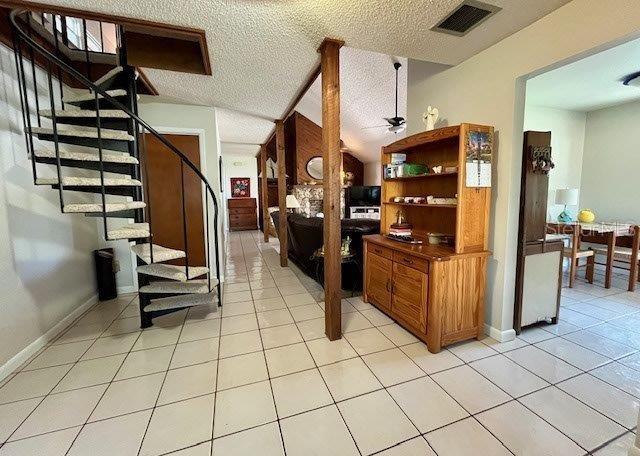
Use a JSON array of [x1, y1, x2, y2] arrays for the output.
[[10, 9, 222, 328]]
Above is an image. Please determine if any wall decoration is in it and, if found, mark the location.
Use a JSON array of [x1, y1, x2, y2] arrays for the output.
[[230, 177, 251, 197], [266, 158, 277, 178], [465, 130, 492, 188], [528, 145, 555, 174], [422, 106, 439, 131], [306, 156, 323, 180]]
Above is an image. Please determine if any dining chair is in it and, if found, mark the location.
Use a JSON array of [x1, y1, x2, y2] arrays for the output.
[[546, 223, 595, 288], [591, 225, 640, 291]]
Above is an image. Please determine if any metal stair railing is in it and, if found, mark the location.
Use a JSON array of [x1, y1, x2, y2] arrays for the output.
[[10, 8, 222, 306]]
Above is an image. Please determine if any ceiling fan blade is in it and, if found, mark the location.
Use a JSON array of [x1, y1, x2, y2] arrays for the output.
[[361, 125, 390, 130]]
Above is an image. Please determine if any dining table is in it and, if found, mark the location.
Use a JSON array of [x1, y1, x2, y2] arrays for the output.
[[546, 221, 636, 290]]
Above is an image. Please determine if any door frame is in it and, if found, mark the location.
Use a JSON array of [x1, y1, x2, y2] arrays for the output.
[[131, 126, 208, 291]]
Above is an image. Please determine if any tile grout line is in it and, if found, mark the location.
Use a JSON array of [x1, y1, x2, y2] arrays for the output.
[[135, 307, 190, 456], [4, 232, 640, 454], [2, 295, 138, 449]]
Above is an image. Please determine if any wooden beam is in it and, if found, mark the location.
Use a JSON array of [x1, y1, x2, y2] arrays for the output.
[[319, 37, 343, 340], [260, 144, 269, 242], [263, 63, 321, 147], [275, 119, 288, 267]]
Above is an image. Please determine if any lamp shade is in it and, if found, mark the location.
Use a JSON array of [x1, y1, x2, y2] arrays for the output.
[[555, 188, 579, 206], [286, 194, 301, 209]]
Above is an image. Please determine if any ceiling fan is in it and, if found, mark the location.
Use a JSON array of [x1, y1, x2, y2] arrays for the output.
[[363, 61, 406, 134]]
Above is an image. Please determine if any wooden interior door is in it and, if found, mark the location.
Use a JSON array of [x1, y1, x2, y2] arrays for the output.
[[365, 253, 392, 310], [142, 133, 205, 266]]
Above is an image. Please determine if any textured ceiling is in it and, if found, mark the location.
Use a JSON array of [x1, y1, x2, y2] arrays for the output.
[[526, 37, 640, 112], [32, 0, 571, 146], [294, 47, 408, 164]]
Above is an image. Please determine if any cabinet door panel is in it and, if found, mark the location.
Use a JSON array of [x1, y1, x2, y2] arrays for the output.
[[366, 253, 392, 310], [392, 263, 427, 332]]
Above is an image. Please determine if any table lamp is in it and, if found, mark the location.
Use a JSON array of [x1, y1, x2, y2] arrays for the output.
[[555, 188, 578, 223], [286, 194, 301, 212]]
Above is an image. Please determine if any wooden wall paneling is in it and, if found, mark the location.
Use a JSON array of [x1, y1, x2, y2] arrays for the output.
[[260, 144, 269, 242], [276, 120, 288, 266], [342, 152, 364, 186], [284, 115, 298, 185], [295, 112, 324, 183], [319, 38, 344, 340]]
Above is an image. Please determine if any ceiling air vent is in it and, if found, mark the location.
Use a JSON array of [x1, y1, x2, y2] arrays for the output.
[[431, 0, 502, 37]]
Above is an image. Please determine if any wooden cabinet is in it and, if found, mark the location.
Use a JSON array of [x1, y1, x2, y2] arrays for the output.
[[364, 236, 489, 353], [365, 247, 428, 334], [228, 198, 257, 231], [363, 124, 492, 353]]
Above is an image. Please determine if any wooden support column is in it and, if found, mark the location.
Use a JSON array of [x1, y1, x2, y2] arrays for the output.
[[260, 144, 269, 242], [276, 120, 288, 267], [319, 38, 344, 340]]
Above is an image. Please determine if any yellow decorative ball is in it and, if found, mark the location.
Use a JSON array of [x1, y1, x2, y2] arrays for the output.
[[577, 209, 595, 223]]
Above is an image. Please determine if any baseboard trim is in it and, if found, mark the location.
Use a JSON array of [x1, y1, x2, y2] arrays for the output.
[[117, 285, 137, 294], [0, 293, 98, 382], [484, 324, 516, 342]]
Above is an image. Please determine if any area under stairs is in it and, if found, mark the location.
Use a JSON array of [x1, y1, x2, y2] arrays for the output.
[[17, 53, 221, 327]]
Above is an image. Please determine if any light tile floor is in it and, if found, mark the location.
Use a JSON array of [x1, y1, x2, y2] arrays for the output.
[[1, 230, 640, 455]]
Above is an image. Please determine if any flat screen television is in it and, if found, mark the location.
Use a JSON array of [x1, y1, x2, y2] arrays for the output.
[[346, 186, 381, 208]]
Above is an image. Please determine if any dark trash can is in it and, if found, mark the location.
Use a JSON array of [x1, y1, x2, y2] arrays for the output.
[[94, 248, 117, 301]]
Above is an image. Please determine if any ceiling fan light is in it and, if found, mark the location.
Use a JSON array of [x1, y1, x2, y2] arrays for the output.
[[389, 124, 406, 133]]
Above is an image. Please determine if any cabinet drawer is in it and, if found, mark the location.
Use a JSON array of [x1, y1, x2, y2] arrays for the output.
[[228, 198, 256, 208], [229, 207, 255, 215], [368, 243, 393, 260], [392, 262, 427, 332], [393, 251, 429, 273]]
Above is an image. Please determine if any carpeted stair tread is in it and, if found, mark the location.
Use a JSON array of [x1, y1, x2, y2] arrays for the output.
[[64, 89, 127, 103], [40, 109, 128, 118], [139, 279, 211, 294], [144, 292, 218, 312], [107, 223, 150, 240], [30, 126, 133, 141], [64, 201, 146, 213], [131, 243, 186, 264], [137, 264, 210, 282], [36, 176, 142, 186], [34, 147, 138, 164]]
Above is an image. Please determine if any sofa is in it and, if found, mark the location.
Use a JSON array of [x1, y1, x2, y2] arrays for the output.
[[271, 211, 380, 290]]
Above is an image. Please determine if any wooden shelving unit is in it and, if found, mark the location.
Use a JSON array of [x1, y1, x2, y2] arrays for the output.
[[382, 202, 457, 209], [383, 171, 458, 181], [363, 123, 493, 353]]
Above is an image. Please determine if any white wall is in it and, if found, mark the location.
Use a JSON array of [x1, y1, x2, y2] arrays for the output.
[[221, 154, 259, 231], [523, 105, 586, 220], [406, 0, 640, 337], [363, 162, 381, 186], [580, 100, 640, 223], [0, 44, 101, 374]]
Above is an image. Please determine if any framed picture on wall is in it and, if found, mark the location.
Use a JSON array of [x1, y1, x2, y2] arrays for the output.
[[230, 177, 251, 197]]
